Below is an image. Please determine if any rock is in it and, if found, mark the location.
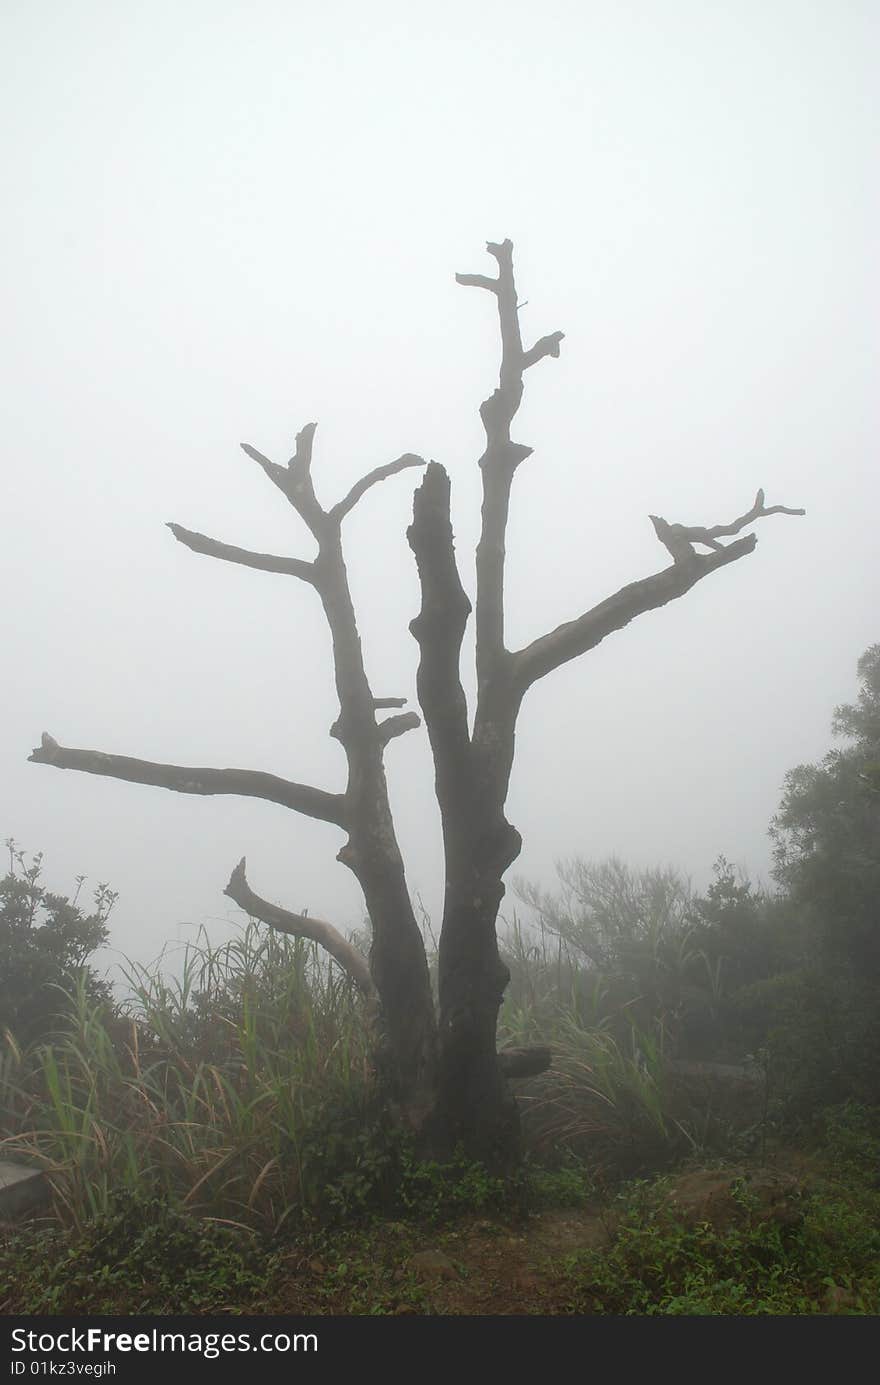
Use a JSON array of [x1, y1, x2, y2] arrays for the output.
[[664, 1168, 803, 1231], [409, 1249, 457, 1281], [0, 1162, 48, 1220]]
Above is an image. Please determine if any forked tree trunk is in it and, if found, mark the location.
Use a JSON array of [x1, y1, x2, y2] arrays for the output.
[[29, 238, 803, 1168]]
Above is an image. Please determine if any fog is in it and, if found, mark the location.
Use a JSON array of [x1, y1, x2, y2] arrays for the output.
[[2, 1, 876, 975]]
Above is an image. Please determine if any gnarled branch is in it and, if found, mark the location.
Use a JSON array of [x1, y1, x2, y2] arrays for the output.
[[167, 523, 316, 583], [224, 857, 376, 999], [650, 489, 806, 565], [28, 734, 347, 826]]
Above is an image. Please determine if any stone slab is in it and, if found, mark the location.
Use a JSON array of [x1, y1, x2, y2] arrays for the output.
[[0, 1161, 48, 1219]]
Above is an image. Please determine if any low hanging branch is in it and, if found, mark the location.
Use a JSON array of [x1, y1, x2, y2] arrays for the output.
[[224, 857, 376, 1001]]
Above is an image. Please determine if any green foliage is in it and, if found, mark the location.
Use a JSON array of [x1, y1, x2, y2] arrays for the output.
[[0, 841, 115, 1043], [0, 1191, 276, 1314], [525, 1159, 598, 1209], [771, 643, 880, 981], [514, 859, 698, 1043], [563, 1138, 880, 1315], [396, 1147, 521, 1222]]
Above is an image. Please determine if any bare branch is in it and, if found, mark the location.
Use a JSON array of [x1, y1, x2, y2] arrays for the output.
[[330, 453, 428, 523], [458, 239, 564, 694], [372, 696, 408, 709], [650, 490, 806, 565], [288, 420, 318, 475], [225, 857, 376, 999], [241, 423, 327, 536], [167, 523, 316, 583], [521, 331, 565, 370], [454, 272, 498, 292], [240, 442, 289, 494], [514, 537, 760, 690], [29, 734, 347, 827], [513, 480, 804, 690], [377, 712, 421, 747]]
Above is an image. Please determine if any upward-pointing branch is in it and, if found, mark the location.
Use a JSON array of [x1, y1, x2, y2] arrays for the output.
[[456, 239, 564, 700], [241, 423, 327, 536]]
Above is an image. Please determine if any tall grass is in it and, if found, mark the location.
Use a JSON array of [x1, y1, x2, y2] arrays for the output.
[[1, 861, 762, 1232], [0, 926, 373, 1231], [499, 911, 697, 1173]]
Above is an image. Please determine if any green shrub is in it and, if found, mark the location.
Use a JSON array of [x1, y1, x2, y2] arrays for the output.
[[0, 1191, 276, 1314]]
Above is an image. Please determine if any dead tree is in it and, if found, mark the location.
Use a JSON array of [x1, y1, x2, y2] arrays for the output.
[[30, 239, 803, 1163]]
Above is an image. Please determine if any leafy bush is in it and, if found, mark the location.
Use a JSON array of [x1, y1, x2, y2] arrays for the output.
[[0, 1191, 276, 1314], [0, 841, 115, 1043], [563, 1145, 880, 1315]]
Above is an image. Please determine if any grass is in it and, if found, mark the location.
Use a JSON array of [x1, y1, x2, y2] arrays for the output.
[[3, 1113, 878, 1315], [0, 925, 375, 1231], [2, 909, 879, 1315]]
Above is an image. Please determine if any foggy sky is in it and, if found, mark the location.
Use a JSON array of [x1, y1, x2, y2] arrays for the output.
[[3, 1, 877, 977]]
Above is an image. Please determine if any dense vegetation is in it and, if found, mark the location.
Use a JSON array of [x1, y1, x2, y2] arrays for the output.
[[1, 646, 877, 1314]]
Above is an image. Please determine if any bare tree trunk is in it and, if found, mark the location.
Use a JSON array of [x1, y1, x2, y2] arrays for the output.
[[408, 239, 803, 1163]]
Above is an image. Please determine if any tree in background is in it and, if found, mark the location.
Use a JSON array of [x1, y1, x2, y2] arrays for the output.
[[765, 646, 880, 1105], [28, 241, 803, 1162], [0, 841, 115, 1044], [772, 645, 880, 980]]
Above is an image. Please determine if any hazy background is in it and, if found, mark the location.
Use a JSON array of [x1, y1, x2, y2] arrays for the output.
[[2, 1, 876, 977]]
